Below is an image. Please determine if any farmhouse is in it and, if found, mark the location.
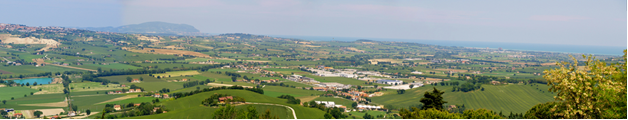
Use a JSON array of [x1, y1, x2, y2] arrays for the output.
[[113, 105, 121, 110], [163, 94, 170, 98], [218, 96, 234, 103], [132, 79, 140, 83], [154, 93, 161, 98]]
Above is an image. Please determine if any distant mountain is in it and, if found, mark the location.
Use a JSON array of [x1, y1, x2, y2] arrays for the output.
[[79, 21, 202, 35]]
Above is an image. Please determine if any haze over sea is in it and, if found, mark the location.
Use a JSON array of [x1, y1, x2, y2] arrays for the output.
[[266, 35, 626, 56]]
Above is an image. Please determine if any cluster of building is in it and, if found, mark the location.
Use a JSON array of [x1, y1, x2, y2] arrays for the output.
[[0, 23, 97, 33], [153, 93, 170, 99], [107, 88, 143, 94], [310, 68, 357, 78], [287, 75, 320, 84], [314, 101, 349, 112]]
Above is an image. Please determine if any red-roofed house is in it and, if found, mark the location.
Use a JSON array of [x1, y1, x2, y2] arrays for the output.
[[163, 94, 170, 98], [114, 105, 121, 110], [132, 79, 140, 83], [218, 96, 233, 103]]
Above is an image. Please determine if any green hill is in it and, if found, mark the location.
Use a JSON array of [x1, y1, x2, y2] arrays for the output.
[[370, 83, 555, 114], [129, 90, 326, 119]]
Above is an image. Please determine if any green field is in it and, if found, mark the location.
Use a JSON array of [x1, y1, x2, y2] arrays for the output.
[[0, 87, 39, 101], [100, 74, 164, 84], [74, 63, 141, 71], [262, 86, 324, 97], [127, 90, 325, 119], [370, 83, 555, 114], [348, 110, 387, 119], [70, 82, 129, 92], [99, 97, 167, 105], [72, 94, 126, 112], [0, 65, 85, 76], [131, 82, 184, 92]]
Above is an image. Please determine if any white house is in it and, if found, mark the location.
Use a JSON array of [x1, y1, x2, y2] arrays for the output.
[[315, 101, 336, 108]]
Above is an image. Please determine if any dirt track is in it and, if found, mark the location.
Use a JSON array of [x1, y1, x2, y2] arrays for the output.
[[95, 95, 137, 105]]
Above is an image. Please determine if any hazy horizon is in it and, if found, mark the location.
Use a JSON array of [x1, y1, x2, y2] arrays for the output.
[[0, 0, 626, 47]]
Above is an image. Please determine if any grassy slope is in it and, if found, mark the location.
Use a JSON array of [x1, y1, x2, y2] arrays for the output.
[[370, 83, 555, 114], [129, 90, 325, 119]]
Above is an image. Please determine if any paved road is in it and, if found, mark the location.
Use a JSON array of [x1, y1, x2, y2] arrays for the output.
[[246, 102, 297, 119]]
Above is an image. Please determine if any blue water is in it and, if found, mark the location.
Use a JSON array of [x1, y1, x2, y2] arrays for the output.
[[13, 78, 53, 85], [267, 35, 626, 56]]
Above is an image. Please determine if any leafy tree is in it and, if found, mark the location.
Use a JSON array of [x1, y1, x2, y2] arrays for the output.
[[420, 87, 447, 110], [542, 51, 627, 119], [351, 102, 358, 109], [324, 113, 334, 119], [362, 113, 373, 119], [461, 108, 502, 119], [524, 102, 564, 119], [399, 108, 462, 119], [86, 109, 92, 115], [2, 100, 5, 104], [126, 76, 132, 82], [34, 111, 43, 118]]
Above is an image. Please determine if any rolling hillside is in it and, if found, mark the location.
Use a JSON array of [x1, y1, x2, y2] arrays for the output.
[[128, 90, 326, 119], [370, 83, 555, 114]]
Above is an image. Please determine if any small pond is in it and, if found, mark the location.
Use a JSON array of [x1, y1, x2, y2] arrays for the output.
[[12, 78, 53, 85]]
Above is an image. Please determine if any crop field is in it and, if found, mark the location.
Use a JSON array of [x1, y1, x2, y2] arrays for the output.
[[100, 74, 163, 84], [0, 65, 84, 75], [99, 97, 167, 105], [72, 94, 126, 112], [0, 87, 39, 101], [262, 86, 324, 97], [75, 63, 141, 71], [132, 82, 184, 92], [370, 84, 556, 114], [70, 82, 129, 92], [30, 84, 64, 94], [124, 47, 211, 58], [1, 93, 66, 110]]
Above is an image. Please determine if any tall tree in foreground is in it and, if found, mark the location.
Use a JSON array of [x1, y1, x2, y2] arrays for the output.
[[420, 87, 447, 110], [538, 50, 626, 119]]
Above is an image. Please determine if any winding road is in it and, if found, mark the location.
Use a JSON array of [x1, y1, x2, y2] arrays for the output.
[[246, 102, 297, 119]]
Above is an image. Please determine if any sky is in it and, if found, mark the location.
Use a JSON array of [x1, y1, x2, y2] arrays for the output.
[[0, 0, 626, 47]]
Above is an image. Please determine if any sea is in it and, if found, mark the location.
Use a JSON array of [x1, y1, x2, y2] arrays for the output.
[[266, 35, 626, 56]]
